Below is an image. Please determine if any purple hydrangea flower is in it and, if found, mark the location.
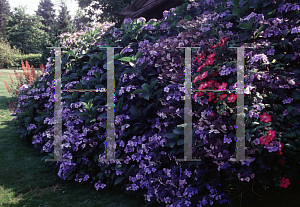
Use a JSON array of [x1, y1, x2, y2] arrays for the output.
[[27, 124, 37, 130], [267, 48, 275, 56], [283, 97, 293, 104], [291, 26, 300, 34], [226, 22, 233, 29], [224, 135, 232, 144], [253, 138, 260, 145]]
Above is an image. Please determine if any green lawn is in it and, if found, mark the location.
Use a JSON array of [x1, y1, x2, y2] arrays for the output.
[[0, 69, 300, 207]]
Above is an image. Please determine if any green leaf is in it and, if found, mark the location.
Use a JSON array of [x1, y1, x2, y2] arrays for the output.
[[184, 15, 192, 21], [138, 61, 150, 71], [66, 50, 75, 56], [141, 83, 149, 91], [140, 93, 150, 100], [114, 177, 125, 186], [136, 52, 143, 59], [233, 7, 241, 16], [237, 22, 252, 30], [254, 25, 266, 38], [97, 172, 104, 179], [105, 38, 111, 45], [169, 142, 176, 148], [130, 106, 139, 117], [267, 9, 276, 16], [121, 23, 126, 30], [164, 133, 177, 139], [173, 128, 184, 135], [131, 89, 147, 94], [233, 0, 239, 8], [77, 112, 89, 117], [34, 117, 43, 122], [215, 4, 225, 13], [82, 102, 89, 110], [292, 90, 300, 100], [128, 23, 133, 33], [240, 5, 250, 15], [116, 96, 123, 112], [149, 80, 158, 90], [98, 113, 107, 118], [177, 139, 184, 145], [287, 105, 293, 113], [118, 57, 131, 62], [24, 116, 31, 123], [249, 17, 254, 27]]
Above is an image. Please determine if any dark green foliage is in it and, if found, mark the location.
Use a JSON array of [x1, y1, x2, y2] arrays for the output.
[[55, 0, 76, 35], [35, 0, 56, 33], [5, 6, 45, 55], [0, 0, 11, 40]]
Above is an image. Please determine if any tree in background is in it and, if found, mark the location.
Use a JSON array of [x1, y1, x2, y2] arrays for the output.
[[75, 0, 134, 26], [35, 0, 56, 33], [55, 0, 76, 35], [5, 6, 45, 55], [35, 0, 58, 65], [0, 0, 11, 40]]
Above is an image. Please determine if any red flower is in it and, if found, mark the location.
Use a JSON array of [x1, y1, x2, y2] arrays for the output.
[[196, 64, 206, 72], [219, 94, 227, 100], [279, 160, 285, 165], [207, 92, 215, 97], [206, 80, 215, 88], [192, 75, 200, 83], [218, 82, 227, 90], [265, 130, 276, 140], [206, 58, 214, 65], [4, 80, 11, 94], [198, 82, 208, 90], [199, 71, 208, 80], [208, 53, 216, 59], [227, 94, 237, 103], [260, 112, 271, 123], [193, 92, 204, 101], [279, 177, 290, 188], [208, 97, 215, 102], [259, 136, 271, 146]]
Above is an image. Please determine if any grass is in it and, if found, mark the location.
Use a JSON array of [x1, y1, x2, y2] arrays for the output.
[[1, 68, 300, 207]]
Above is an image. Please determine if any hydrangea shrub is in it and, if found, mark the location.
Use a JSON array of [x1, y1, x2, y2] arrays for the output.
[[12, 0, 300, 206]]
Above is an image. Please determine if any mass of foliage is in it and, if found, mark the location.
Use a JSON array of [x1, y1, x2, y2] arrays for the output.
[[12, 0, 300, 206], [0, 0, 11, 40], [0, 38, 22, 68]]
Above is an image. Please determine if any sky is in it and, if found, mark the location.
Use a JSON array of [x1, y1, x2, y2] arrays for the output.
[[8, 0, 79, 19]]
